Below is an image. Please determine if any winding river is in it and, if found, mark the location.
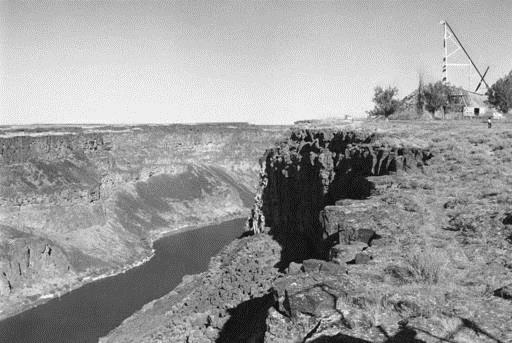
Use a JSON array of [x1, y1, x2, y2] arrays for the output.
[[0, 218, 245, 343]]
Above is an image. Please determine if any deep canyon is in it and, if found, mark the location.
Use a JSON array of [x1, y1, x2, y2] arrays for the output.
[[2, 122, 512, 343], [0, 123, 285, 321], [103, 122, 512, 343]]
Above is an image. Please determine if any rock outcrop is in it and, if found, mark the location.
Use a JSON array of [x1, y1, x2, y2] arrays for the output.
[[248, 129, 431, 261], [100, 233, 282, 343], [0, 133, 107, 165], [0, 236, 70, 297]]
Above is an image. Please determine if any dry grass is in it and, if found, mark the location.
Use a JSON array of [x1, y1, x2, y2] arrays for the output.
[[404, 248, 448, 284]]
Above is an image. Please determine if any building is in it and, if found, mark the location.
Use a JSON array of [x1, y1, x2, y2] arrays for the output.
[[460, 92, 488, 118], [401, 85, 490, 119]]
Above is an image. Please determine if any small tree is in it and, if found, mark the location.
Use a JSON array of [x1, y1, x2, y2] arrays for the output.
[[424, 81, 450, 114], [368, 86, 400, 118], [416, 74, 425, 115], [486, 71, 512, 113]]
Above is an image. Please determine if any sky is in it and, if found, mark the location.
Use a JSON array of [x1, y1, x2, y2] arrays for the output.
[[1, 0, 511, 125]]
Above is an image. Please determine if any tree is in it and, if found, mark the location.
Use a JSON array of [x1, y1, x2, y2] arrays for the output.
[[416, 73, 425, 115], [423, 81, 450, 114], [368, 86, 400, 118], [486, 71, 512, 113]]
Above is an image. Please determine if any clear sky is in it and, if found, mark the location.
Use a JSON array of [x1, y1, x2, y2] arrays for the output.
[[1, 0, 511, 125]]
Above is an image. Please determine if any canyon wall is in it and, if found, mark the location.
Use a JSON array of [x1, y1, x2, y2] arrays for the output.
[[101, 127, 440, 343], [0, 124, 286, 319], [248, 129, 432, 261], [106, 124, 512, 342], [12, 123, 512, 342]]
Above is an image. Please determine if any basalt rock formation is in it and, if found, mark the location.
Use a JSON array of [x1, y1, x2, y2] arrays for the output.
[[0, 124, 286, 319], [101, 127, 431, 342], [101, 233, 282, 343], [248, 129, 431, 262], [103, 122, 512, 343], [255, 125, 511, 342]]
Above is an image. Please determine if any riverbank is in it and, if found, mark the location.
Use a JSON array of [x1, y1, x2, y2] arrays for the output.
[[0, 211, 248, 322], [0, 217, 247, 343], [0, 124, 286, 325]]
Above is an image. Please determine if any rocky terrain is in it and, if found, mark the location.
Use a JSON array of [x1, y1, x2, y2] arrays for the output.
[[102, 121, 512, 343], [0, 123, 286, 319]]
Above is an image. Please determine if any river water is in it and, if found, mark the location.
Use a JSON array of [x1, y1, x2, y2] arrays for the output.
[[0, 218, 245, 343]]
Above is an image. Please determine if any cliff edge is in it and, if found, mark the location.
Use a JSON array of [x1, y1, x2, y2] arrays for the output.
[[103, 122, 512, 343]]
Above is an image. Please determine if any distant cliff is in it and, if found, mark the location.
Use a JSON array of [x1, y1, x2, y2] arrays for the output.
[[0, 124, 286, 319], [0, 133, 106, 165]]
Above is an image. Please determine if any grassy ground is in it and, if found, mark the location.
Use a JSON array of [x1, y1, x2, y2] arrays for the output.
[[328, 120, 512, 342]]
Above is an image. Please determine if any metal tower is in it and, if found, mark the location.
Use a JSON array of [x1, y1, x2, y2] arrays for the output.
[[440, 20, 489, 93]]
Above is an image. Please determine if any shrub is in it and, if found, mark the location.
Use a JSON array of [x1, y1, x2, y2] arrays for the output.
[[486, 70, 512, 114], [404, 249, 446, 284], [368, 86, 400, 118], [423, 81, 451, 114]]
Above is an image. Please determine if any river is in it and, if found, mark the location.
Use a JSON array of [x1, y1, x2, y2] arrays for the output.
[[0, 218, 245, 343]]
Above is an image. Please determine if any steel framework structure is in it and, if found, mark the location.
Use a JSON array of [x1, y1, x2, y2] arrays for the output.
[[441, 20, 489, 94]]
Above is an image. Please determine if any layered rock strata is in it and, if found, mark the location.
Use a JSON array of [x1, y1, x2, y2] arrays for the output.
[[0, 124, 285, 319]]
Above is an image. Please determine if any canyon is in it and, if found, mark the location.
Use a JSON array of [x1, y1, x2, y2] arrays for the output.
[[102, 121, 512, 343], [2, 121, 512, 343], [0, 123, 286, 320]]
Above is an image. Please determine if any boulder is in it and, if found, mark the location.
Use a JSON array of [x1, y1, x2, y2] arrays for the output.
[[0, 276, 10, 296], [286, 262, 302, 274], [301, 259, 346, 275], [355, 229, 376, 245], [354, 252, 372, 264], [301, 259, 324, 273], [288, 286, 336, 317], [264, 307, 319, 343], [319, 203, 378, 246], [272, 272, 351, 318], [329, 242, 368, 264], [318, 261, 347, 275]]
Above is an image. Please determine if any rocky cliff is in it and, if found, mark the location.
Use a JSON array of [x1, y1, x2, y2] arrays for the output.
[[248, 129, 431, 261], [0, 124, 286, 319], [103, 122, 512, 343]]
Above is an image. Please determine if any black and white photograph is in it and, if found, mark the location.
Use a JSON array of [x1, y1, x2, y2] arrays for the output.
[[1, 1, 512, 342]]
